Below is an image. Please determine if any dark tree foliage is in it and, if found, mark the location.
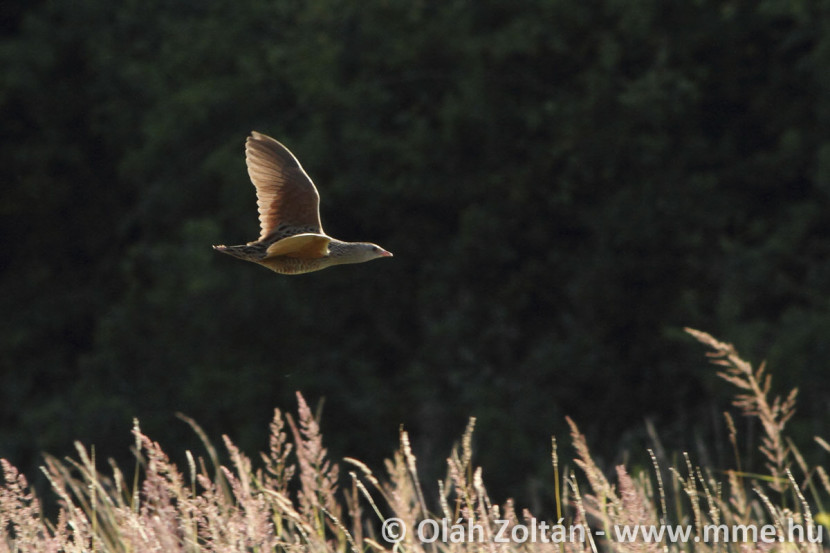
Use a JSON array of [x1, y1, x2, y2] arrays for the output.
[[1, 0, 829, 502]]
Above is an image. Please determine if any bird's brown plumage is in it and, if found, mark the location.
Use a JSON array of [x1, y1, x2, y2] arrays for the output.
[[246, 131, 322, 240], [213, 132, 392, 274]]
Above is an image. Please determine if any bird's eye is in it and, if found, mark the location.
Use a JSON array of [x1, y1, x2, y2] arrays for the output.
[[372, 246, 379, 252]]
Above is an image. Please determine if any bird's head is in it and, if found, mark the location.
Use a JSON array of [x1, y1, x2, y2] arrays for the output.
[[361, 243, 394, 262], [343, 242, 393, 264], [328, 241, 393, 266]]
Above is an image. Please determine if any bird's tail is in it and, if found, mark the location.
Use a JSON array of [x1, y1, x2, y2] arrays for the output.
[[212, 243, 266, 262]]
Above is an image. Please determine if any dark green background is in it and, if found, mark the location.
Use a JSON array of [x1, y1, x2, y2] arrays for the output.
[[2, 0, 829, 503]]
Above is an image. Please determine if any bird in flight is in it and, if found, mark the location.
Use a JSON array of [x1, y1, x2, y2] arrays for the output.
[[214, 132, 392, 274]]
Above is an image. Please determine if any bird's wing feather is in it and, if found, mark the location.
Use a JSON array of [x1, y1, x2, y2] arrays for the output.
[[246, 132, 323, 241], [265, 233, 331, 259]]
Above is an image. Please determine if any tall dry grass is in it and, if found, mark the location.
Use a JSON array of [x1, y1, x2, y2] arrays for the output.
[[1, 329, 827, 551]]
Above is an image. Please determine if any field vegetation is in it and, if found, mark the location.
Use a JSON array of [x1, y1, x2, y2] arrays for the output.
[[2, 330, 827, 551]]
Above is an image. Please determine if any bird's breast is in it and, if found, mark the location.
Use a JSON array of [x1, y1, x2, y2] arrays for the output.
[[259, 254, 332, 275]]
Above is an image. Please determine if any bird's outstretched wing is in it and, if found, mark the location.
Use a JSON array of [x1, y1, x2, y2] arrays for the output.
[[246, 132, 324, 241]]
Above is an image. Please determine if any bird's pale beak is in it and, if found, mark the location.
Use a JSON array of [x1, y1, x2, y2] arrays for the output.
[[380, 249, 393, 257]]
